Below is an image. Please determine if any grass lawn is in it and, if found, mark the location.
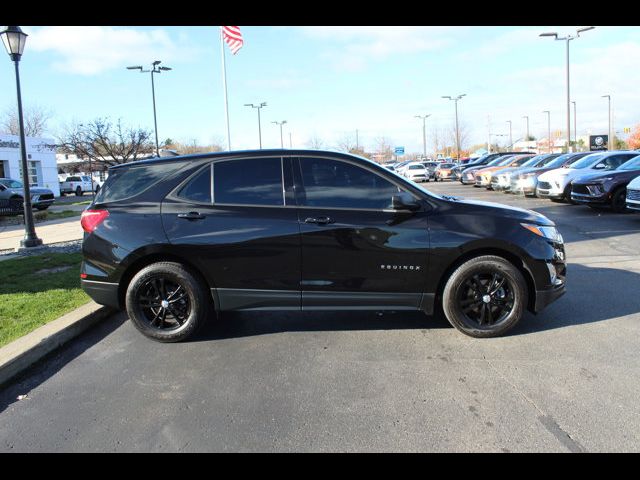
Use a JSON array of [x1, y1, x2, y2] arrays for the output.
[[0, 252, 90, 348], [38, 210, 82, 221]]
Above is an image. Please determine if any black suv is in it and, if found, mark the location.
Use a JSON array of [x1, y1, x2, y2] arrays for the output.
[[80, 150, 566, 342]]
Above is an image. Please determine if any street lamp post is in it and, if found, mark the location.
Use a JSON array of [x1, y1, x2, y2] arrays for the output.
[[506, 120, 512, 148], [414, 114, 431, 159], [540, 27, 595, 153], [543, 110, 551, 153], [0, 26, 42, 248], [272, 120, 287, 148], [522, 115, 530, 142], [602, 95, 612, 150], [571, 101, 577, 148], [442, 94, 466, 161], [245, 102, 267, 149], [127, 61, 172, 156]]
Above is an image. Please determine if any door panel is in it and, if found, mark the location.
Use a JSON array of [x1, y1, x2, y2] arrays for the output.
[[161, 159, 301, 301], [293, 156, 430, 303]]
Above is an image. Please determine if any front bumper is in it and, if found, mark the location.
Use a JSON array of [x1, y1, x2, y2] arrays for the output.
[[534, 283, 566, 312], [510, 177, 537, 196], [570, 191, 609, 205], [536, 187, 564, 199]]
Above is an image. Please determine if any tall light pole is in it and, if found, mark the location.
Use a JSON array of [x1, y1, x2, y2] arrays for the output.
[[543, 110, 551, 153], [127, 60, 172, 157], [489, 133, 507, 152], [289, 132, 293, 148], [571, 101, 577, 147], [272, 120, 287, 148], [442, 94, 466, 160], [540, 26, 595, 153], [0, 26, 42, 248], [602, 95, 612, 150], [245, 102, 267, 149], [414, 114, 431, 159], [522, 115, 530, 142], [506, 120, 512, 148]]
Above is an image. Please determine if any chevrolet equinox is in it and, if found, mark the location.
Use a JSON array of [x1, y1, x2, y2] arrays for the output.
[[80, 150, 566, 341]]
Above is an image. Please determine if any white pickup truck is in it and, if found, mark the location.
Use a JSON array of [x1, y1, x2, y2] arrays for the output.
[[59, 175, 99, 196]]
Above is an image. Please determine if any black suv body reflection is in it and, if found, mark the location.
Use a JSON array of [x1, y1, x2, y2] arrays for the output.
[[81, 150, 566, 341]]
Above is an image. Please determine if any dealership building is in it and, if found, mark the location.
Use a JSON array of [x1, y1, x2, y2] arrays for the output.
[[0, 133, 60, 196]]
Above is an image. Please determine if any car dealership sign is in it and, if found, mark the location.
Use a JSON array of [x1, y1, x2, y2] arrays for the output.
[[589, 135, 608, 151]]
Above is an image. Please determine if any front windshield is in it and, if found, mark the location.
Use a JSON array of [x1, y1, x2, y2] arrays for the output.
[[495, 156, 515, 166], [0, 179, 22, 188], [439, 163, 454, 168], [544, 153, 578, 169], [519, 155, 545, 168], [512, 155, 534, 166], [617, 155, 640, 170], [570, 153, 605, 169], [408, 165, 424, 170]]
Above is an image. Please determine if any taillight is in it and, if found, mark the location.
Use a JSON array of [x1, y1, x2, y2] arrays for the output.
[[81, 209, 109, 233]]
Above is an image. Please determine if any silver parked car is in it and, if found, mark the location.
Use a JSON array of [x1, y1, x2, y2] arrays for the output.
[[0, 178, 55, 213]]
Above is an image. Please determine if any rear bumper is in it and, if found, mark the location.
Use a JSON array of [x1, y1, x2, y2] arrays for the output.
[[81, 279, 120, 309]]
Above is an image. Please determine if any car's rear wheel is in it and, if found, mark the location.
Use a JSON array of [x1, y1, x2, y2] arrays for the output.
[[75, 186, 82, 196], [442, 255, 527, 338], [125, 262, 210, 342]]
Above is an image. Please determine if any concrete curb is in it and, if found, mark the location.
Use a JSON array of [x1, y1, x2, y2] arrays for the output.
[[0, 301, 115, 388]]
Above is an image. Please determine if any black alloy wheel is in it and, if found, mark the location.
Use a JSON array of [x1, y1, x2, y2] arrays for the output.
[[457, 272, 514, 327], [125, 262, 210, 342], [136, 277, 191, 331], [442, 255, 527, 338]]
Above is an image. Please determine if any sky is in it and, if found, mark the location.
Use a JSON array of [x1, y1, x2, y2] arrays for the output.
[[0, 25, 638, 155]]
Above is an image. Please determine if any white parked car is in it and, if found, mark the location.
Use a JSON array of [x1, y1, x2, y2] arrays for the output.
[[536, 151, 638, 202], [402, 162, 429, 182], [60, 175, 100, 196], [626, 174, 640, 212]]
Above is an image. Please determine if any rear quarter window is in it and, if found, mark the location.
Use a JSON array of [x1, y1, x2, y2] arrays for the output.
[[94, 161, 182, 203]]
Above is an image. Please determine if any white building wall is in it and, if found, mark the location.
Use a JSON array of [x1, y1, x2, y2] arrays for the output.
[[0, 134, 60, 196]]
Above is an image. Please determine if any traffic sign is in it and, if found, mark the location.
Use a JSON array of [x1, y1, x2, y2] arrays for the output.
[[394, 146, 405, 155]]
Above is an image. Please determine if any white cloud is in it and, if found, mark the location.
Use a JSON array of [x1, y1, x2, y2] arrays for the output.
[[296, 26, 465, 71], [27, 26, 196, 75]]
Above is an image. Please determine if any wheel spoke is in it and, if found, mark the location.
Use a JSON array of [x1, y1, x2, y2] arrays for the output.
[[486, 304, 494, 324], [167, 285, 183, 301], [490, 276, 506, 295]]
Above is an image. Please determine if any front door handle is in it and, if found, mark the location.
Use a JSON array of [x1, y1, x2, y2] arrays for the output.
[[304, 216, 334, 225], [177, 211, 205, 220]]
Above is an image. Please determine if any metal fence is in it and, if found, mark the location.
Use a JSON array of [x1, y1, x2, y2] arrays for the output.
[[0, 198, 23, 216]]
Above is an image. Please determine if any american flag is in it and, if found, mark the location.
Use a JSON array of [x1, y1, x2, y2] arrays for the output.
[[222, 26, 243, 55]]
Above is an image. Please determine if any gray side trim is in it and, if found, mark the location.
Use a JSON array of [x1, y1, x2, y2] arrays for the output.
[[214, 288, 301, 311], [302, 291, 421, 310]]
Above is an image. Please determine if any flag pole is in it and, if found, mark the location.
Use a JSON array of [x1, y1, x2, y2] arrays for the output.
[[220, 27, 231, 151]]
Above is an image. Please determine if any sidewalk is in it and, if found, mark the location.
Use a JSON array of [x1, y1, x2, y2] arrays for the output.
[[0, 216, 83, 251]]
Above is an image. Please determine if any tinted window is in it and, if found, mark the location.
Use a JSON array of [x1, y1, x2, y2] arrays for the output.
[[67, 176, 80, 182], [618, 155, 640, 170], [94, 162, 182, 203], [570, 154, 605, 169], [177, 166, 211, 203], [599, 154, 637, 170], [1, 179, 22, 188], [408, 165, 424, 170], [214, 157, 283, 206], [299, 157, 401, 210]]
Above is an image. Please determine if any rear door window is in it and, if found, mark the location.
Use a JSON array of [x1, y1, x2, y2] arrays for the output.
[[94, 161, 182, 203], [213, 157, 284, 206]]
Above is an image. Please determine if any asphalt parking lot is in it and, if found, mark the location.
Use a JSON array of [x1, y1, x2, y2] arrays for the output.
[[1, 179, 640, 452]]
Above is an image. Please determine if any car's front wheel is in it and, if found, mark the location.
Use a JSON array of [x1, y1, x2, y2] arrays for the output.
[[125, 262, 211, 342], [442, 255, 528, 338]]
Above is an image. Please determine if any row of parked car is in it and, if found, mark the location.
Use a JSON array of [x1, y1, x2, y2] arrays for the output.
[[440, 150, 640, 213], [384, 159, 462, 183]]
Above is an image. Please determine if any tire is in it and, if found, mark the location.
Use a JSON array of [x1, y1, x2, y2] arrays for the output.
[[564, 184, 577, 205], [441, 255, 528, 338], [125, 261, 211, 342], [35, 205, 49, 211], [95, 184, 101, 194], [75, 186, 82, 196], [611, 188, 628, 213]]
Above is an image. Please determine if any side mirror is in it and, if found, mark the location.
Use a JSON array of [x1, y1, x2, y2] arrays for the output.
[[0, 184, 5, 191], [391, 192, 420, 212], [594, 163, 606, 169]]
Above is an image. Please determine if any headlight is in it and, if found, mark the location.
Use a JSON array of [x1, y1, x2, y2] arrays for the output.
[[521, 223, 564, 243]]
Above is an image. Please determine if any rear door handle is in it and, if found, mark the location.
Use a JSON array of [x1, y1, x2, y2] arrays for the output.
[[177, 211, 205, 220], [304, 216, 334, 225]]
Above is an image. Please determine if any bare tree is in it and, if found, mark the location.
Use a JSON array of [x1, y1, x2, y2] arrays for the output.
[[1, 104, 53, 137], [447, 120, 472, 155], [373, 136, 393, 163], [166, 137, 224, 155], [57, 118, 155, 169], [334, 133, 357, 153], [306, 134, 325, 149]]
